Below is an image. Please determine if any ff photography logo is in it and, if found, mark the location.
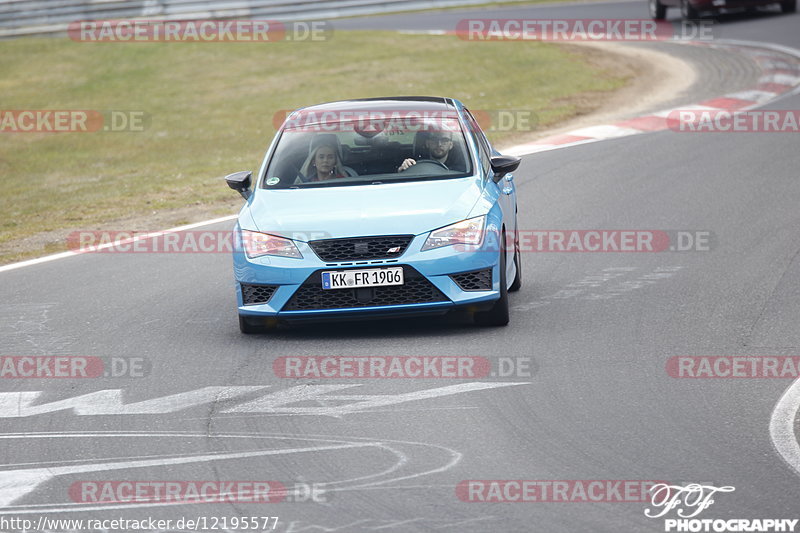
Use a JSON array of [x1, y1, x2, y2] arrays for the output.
[[645, 483, 798, 532]]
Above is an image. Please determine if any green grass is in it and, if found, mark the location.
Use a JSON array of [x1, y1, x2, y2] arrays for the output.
[[0, 31, 628, 264]]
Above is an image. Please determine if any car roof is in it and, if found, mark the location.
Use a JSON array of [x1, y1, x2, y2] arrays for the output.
[[294, 96, 459, 115]]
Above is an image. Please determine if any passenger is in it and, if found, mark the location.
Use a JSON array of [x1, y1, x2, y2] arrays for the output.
[[297, 135, 350, 182]]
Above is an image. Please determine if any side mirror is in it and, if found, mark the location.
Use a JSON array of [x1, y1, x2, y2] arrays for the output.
[[225, 171, 252, 199], [490, 155, 521, 183]]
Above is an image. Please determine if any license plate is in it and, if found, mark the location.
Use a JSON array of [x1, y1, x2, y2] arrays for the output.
[[321, 267, 404, 290]]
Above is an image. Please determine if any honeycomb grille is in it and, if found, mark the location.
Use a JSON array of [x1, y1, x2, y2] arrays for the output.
[[450, 268, 492, 291], [282, 266, 448, 311], [309, 235, 413, 262], [241, 284, 278, 305]]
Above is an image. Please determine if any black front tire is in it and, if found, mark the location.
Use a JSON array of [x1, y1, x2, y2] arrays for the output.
[[509, 233, 522, 293], [649, 0, 667, 19], [781, 0, 796, 13], [474, 235, 510, 327]]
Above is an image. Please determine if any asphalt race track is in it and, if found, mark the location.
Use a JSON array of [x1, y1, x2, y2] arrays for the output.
[[1, 2, 800, 532]]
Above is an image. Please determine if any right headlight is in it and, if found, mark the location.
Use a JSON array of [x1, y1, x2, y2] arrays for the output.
[[241, 230, 303, 259], [421, 215, 486, 251]]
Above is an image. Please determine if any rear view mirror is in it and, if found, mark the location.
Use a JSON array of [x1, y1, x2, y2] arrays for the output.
[[490, 155, 521, 182], [225, 171, 252, 199]]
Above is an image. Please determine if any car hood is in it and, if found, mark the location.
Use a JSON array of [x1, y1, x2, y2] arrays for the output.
[[244, 176, 485, 239]]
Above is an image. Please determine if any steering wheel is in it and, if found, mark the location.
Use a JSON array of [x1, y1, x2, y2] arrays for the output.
[[401, 159, 448, 174]]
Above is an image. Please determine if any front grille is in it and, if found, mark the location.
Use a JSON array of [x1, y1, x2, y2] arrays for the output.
[[450, 268, 492, 291], [241, 283, 278, 305], [309, 235, 413, 262], [282, 266, 449, 311]]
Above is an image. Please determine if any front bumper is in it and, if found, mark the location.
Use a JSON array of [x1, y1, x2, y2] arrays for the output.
[[233, 228, 503, 321]]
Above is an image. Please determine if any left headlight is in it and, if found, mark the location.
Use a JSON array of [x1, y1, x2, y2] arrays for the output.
[[422, 215, 486, 251], [241, 230, 303, 259]]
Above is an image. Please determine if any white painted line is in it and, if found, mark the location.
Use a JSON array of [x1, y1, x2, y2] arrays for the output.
[[0, 382, 530, 418], [769, 379, 800, 477], [399, 30, 447, 35], [567, 124, 642, 139], [0, 441, 376, 507], [0, 430, 466, 514], [758, 74, 800, 87], [725, 89, 780, 103], [0, 214, 237, 274]]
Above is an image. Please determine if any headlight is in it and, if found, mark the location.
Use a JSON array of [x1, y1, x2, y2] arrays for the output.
[[422, 215, 486, 251], [241, 230, 302, 259]]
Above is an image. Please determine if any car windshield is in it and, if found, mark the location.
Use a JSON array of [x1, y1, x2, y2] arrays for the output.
[[261, 111, 473, 189]]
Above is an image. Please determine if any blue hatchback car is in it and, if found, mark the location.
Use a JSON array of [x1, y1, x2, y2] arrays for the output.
[[225, 97, 522, 333]]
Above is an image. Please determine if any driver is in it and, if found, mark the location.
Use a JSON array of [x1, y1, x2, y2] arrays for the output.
[[397, 131, 456, 172]]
